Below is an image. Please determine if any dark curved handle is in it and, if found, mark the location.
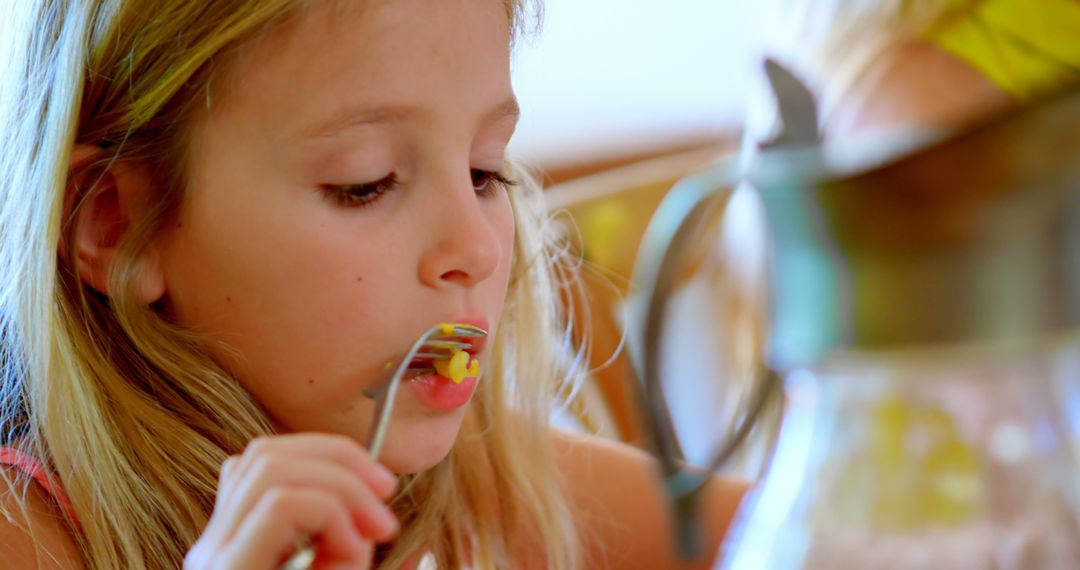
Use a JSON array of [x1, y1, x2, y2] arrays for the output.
[[629, 162, 749, 559]]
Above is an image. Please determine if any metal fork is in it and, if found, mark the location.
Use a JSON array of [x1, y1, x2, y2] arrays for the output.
[[279, 323, 487, 570]]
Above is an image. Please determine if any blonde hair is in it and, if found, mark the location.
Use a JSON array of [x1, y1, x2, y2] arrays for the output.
[[1, 1, 585, 568]]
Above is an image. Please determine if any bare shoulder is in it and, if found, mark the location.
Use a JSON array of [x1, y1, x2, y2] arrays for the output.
[[552, 429, 749, 570], [827, 40, 1013, 138], [0, 470, 84, 569]]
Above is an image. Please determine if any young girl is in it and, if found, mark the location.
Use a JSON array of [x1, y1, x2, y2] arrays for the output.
[[0, 1, 747, 568]]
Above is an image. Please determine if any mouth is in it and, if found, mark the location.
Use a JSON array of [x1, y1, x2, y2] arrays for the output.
[[405, 316, 489, 382], [358, 317, 488, 407], [402, 319, 487, 409]]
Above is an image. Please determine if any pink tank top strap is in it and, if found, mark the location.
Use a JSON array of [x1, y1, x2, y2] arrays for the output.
[[0, 447, 80, 531]]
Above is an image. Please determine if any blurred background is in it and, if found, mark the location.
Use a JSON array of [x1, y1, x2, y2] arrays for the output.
[[506, 0, 771, 469], [508, 1, 1080, 564], [510, 0, 756, 178]]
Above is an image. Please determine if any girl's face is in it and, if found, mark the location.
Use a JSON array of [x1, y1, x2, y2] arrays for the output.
[[157, 0, 518, 474]]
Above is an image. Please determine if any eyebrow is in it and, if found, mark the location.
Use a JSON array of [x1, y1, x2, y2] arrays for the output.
[[297, 96, 521, 142]]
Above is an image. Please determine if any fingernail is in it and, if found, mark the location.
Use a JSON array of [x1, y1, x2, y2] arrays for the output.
[[375, 465, 397, 494], [376, 506, 399, 536]]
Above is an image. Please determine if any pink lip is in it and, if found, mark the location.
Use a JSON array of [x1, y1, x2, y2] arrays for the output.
[[407, 372, 478, 410]]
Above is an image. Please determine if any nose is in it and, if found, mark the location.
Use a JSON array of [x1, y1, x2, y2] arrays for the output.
[[416, 170, 504, 289]]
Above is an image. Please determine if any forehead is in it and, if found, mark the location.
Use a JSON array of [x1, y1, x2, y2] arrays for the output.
[[200, 0, 514, 141]]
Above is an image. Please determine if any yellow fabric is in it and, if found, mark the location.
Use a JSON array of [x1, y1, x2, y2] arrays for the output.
[[927, 0, 1080, 100]]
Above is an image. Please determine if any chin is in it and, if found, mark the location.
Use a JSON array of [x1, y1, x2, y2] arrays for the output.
[[379, 416, 465, 474]]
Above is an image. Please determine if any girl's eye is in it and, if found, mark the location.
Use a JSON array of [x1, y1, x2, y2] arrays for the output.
[[471, 168, 517, 197], [320, 169, 515, 209], [320, 174, 400, 208]]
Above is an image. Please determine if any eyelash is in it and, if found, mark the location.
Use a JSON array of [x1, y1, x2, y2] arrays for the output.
[[321, 169, 517, 209], [321, 174, 401, 209], [472, 169, 517, 197]]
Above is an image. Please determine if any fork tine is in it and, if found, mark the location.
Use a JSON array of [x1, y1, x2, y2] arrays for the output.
[[413, 351, 455, 359], [438, 324, 486, 337], [423, 339, 473, 350]]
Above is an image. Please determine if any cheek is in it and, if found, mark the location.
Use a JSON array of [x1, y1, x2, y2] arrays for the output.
[[160, 188, 392, 383], [161, 218, 404, 432], [493, 195, 516, 284]]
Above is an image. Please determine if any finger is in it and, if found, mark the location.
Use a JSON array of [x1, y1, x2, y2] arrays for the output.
[[319, 555, 374, 570], [217, 455, 398, 544], [226, 488, 371, 569], [221, 456, 239, 482], [235, 435, 397, 498], [216, 456, 241, 500], [315, 539, 374, 570], [201, 455, 242, 540]]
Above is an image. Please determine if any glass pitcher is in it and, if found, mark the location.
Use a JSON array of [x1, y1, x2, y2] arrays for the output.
[[722, 340, 1080, 569], [629, 61, 1080, 569]]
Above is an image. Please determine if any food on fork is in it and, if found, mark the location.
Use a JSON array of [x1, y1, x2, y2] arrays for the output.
[[420, 322, 482, 384], [433, 349, 479, 384]]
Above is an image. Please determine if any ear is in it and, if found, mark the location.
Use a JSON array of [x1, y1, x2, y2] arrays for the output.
[[64, 144, 166, 304]]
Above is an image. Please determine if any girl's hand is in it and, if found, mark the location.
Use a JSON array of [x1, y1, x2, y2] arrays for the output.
[[184, 433, 399, 570]]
